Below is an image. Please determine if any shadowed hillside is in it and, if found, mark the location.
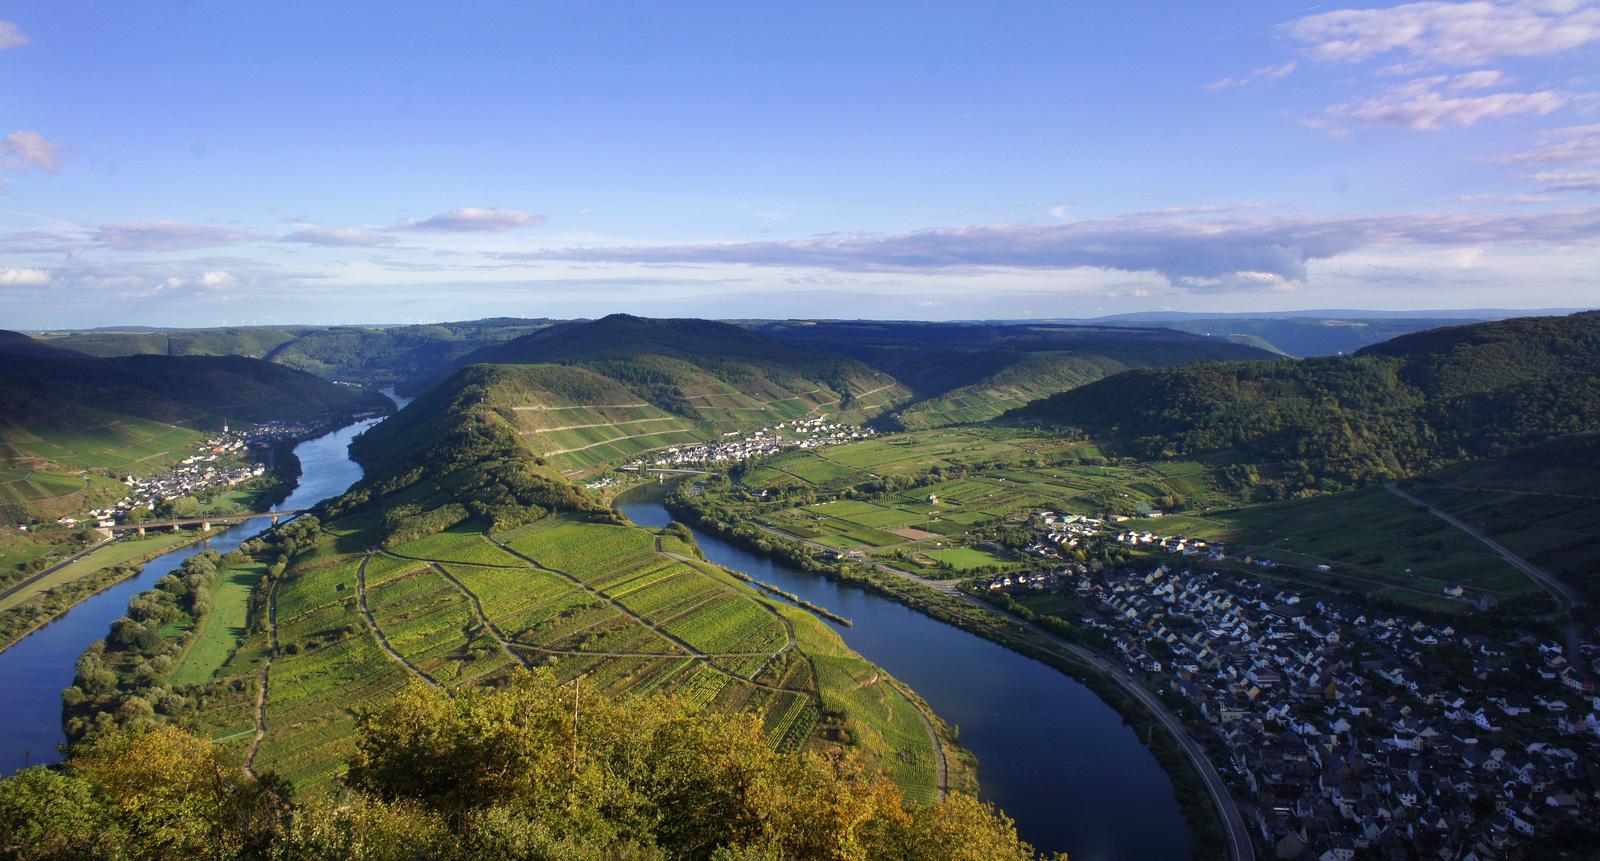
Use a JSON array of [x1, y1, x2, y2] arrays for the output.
[[1004, 313, 1600, 497]]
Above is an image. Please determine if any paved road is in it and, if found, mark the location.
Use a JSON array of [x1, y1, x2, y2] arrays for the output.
[[749, 520, 1255, 861], [1385, 483, 1586, 612], [0, 536, 120, 605], [1386, 482, 1591, 681]]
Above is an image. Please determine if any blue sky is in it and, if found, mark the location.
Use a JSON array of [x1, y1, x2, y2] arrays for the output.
[[2, 1, 1597, 327]]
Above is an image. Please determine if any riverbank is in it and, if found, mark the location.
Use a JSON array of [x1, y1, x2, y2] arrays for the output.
[[0, 531, 208, 655], [0, 411, 391, 776], [664, 486, 1227, 860]]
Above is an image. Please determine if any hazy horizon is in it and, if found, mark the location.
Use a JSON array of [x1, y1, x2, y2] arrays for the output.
[[3, 2, 1598, 328]]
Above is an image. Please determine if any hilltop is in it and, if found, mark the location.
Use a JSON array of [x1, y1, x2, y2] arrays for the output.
[[751, 320, 1274, 428], [1004, 313, 1600, 497]]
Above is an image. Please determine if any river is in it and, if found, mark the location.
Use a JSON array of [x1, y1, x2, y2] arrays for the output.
[[0, 390, 408, 775], [617, 482, 1193, 861]]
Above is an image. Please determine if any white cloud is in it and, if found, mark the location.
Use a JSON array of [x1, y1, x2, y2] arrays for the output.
[[0, 21, 27, 50], [1286, 0, 1600, 66], [199, 271, 236, 287], [2, 130, 62, 172], [1327, 75, 1565, 129], [497, 206, 1600, 291], [0, 267, 50, 285], [398, 207, 547, 232], [1205, 61, 1298, 91], [1529, 169, 1600, 190]]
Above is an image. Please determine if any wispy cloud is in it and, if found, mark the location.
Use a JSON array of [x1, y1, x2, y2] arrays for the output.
[[1205, 61, 1298, 91], [2, 130, 63, 172], [397, 207, 547, 232], [0, 21, 27, 50], [1455, 192, 1564, 203], [1528, 169, 1600, 191], [496, 207, 1600, 291], [93, 221, 256, 251], [1285, 0, 1600, 66], [279, 226, 394, 247], [1326, 74, 1564, 129], [1502, 123, 1600, 164]]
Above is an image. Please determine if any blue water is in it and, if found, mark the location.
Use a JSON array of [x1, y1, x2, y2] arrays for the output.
[[617, 483, 1192, 861], [0, 396, 405, 775]]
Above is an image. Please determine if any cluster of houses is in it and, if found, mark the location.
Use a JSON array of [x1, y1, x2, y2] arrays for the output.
[[56, 419, 335, 529], [629, 417, 875, 469], [1062, 562, 1599, 858]]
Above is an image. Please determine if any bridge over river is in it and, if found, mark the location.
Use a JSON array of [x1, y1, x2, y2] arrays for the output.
[[110, 509, 309, 535]]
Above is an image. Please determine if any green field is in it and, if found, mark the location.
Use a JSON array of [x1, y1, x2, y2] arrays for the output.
[[0, 532, 198, 613], [170, 560, 266, 686], [1124, 486, 1527, 600], [7, 415, 206, 476], [925, 547, 1008, 570]]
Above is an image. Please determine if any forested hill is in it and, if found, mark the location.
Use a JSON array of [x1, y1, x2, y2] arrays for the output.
[[444, 314, 910, 425], [0, 346, 392, 430], [1003, 313, 1600, 496], [750, 320, 1275, 428]]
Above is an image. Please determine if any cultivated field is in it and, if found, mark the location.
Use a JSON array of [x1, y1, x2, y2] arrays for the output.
[[184, 513, 946, 801]]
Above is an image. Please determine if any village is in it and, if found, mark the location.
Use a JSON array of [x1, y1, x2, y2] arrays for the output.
[[626, 416, 876, 470], [57, 417, 345, 529], [979, 512, 1600, 859]]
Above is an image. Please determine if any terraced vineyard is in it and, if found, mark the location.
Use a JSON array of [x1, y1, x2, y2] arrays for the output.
[[474, 359, 908, 474], [198, 512, 947, 801]]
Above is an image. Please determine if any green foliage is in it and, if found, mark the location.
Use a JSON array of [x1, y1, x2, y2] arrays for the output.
[[3, 676, 1054, 861], [380, 502, 470, 548], [336, 370, 596, 528], [1008, 313, 1600, 495]]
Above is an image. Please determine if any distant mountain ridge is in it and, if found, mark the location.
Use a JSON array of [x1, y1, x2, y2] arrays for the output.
[[749, 320, 1275, 428]]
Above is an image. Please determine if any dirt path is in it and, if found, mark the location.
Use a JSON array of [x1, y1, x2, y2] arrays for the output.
[[428, 561, 531, 669], [356, 555, 437, 684], [244, 580, 278, 778], [525, 417, 683, 433]]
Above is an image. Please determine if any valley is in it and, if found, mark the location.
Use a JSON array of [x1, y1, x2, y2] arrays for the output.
[[3, 311, 1598, 860]]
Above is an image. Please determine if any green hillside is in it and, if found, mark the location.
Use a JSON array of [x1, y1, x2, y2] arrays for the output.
[[1005, 313, 1600, 497], [750, 320, 1273, 429], [397, 316, 910, 475], [0, 332, 391, 523]]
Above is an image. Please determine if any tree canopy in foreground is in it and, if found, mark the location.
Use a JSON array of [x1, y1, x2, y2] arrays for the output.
[[1, 670, 1059, 861]]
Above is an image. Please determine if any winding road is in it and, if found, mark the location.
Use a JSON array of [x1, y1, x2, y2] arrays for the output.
[[1384, 482, 1585, 613]]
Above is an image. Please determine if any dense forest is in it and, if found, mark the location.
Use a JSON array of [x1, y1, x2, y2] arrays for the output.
[[4, 673, 1055, 861], [0, 331, 391, 429], [749, 319, 1272, 428], [1005, 313, 1600, 496]]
